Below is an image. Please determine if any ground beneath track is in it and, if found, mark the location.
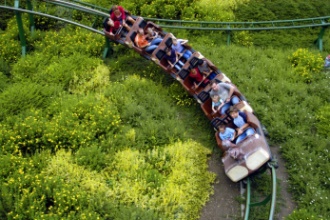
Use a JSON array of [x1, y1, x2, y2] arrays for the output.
[[200, 146, 297, 220]]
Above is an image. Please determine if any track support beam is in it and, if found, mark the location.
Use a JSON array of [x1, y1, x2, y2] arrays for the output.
[[14, 0, 26, 57], [243, 162, 277, 220]]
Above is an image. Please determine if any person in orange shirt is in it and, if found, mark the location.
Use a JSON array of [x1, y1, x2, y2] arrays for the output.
[[134, 28, 162, 53]]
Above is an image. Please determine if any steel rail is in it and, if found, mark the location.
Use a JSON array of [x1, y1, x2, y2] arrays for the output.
[[0, 5, 104, 35], [41, 0, 108, 17], [54, 0, 330, 31], [244, 164, 277, 220]]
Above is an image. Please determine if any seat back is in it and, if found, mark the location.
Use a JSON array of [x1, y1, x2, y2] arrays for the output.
[[189, 56, 200, 68], [197, 90, 210, 103], [177, 68, 190, 80], [125, 17, 145, 45], [244, 111, 260, 130]]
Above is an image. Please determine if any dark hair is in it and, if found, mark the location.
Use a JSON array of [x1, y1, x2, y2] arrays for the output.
[[218, 124, 226, 129], [210, 79, 218, 85], [229, 106, 239, 114]]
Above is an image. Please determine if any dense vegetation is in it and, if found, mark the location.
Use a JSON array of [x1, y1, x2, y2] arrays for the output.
[[0, 0, 329, 219]]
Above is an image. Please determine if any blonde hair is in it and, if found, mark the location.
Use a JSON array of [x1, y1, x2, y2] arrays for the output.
[[211, 95, 220, 101]]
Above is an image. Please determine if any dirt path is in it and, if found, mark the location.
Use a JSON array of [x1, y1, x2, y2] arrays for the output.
[[200, 146, 296, 220], [200, 153, 241, 220], [270, 146, 297, 220]]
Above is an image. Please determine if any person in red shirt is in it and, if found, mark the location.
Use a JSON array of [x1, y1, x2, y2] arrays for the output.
[[188, 67, 210, 89], [110, 5, 135, 31], [103, 18, 121, 36]]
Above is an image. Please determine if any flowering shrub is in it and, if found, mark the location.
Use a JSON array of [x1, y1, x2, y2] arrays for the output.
[[168, 83, 196, 106], [34, 26, 104, 58], [0, 82, 60, 120], [104, 141, 216, 219], [233, 31, 254, 47], [288, 48, 324, 83], [0, 18, 26, 63], [0, 95, 121, 154], [11, 53, 103, 90]]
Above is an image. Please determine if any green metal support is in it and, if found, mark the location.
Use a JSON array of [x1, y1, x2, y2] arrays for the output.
[[14, 0, 26, 57], [314, 20, 328, 51], [244, 178, 251, 220], [102, 37, 112, 59], [26, 0, 35, 33], [227, 30, 231, 46], [244, 163, 277, 220]]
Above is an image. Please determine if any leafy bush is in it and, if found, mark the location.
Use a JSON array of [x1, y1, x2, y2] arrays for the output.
[[0, 71, 9, 92], [33, 26, 104, 58], [0, 82, 61, 120], [103, 75, 186, 150], [288, 48, 324, 82], [315, 104, 330, 138], [11, 53, 103, 91], [286, 208, 323, 220], [232, 31, 254, 47], [0, 20, 24, 63], [0, 94, 121, 154], [104, 141, 215, 219]]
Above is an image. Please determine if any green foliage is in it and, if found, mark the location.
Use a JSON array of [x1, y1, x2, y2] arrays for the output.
[[0, 82, 61, 120], [233, 0, 330, 50], [234, 0, 330, 20], [191, 0, 251, 21], [168, 82, 196, 106], [286, 209, 323, 220], [0, 71, 10, 92], [0, 94, 121, 154], [104, 141, 215, 219], [11, 53, 103, 91], [232, 31, 254, 47], [288, 48, 324, 82], [74, 145, 110, 172], [0, 19, 24, 63], [27, 2, 68, 31], [33, 26, 103, 57], [315, 104, 330, 138], [0, 57, 11, 77], [103, 75, 186, 150]]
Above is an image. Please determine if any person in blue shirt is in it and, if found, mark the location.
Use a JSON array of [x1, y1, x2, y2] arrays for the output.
[[218, 124, 236, 142], [229, 106, 255, 144], [211, 95, 224, 114], [325, 55, 330, 68], [172, 38, 192, 61]]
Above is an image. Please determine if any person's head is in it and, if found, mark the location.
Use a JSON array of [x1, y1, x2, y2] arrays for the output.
[[218, 124, 226, 133], [172, 37, 178, 45], [211, 95, 220, 102], [211, 80, 218, 91], [107, 19, 114, 27], [137, 28, 144, 35], [190, 68, 197, 75], [165, 46, 172, 54], [146, 27, 154, 35], [112, 5, 121, 16], [229, 106, 239, 118]]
